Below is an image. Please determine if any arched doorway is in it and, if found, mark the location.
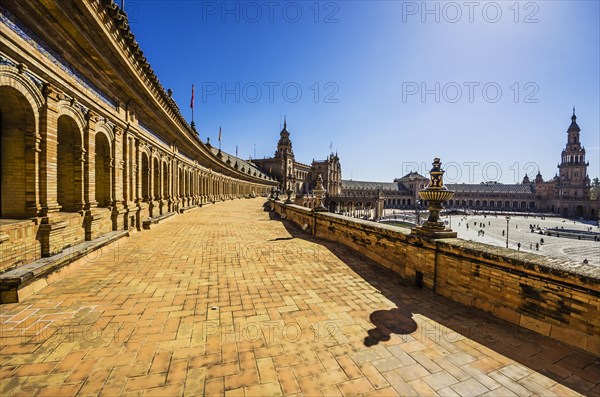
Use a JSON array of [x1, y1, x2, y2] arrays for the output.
[[0, 86, 35, 218], [57, 115, 83, 212], [329, 201, 337, 213], [575, 206, 584, 217], [94, 132, 111, 207]]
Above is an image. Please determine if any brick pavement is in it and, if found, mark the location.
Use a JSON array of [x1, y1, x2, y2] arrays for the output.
[[1, 199, 598, 396]]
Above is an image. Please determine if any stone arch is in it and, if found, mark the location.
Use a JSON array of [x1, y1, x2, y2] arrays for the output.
[[0, 70, 43, 218], [56, 103, 87, 135], [94, 129, 112, 207], [0, 67, 44, 127], [56, 114, 84, 212], [0, 86, 37, 218], [329, 201, 337, 213], [95, 122, 115, 143]]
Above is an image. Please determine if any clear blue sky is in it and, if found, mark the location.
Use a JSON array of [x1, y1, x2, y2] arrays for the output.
[[128, 0, 599, 184]]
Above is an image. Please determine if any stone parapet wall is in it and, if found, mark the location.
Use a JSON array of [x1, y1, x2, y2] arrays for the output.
[[272, 201, 600, 354]]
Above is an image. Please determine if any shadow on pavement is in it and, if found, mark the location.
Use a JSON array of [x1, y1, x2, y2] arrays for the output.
[[270, 209, 600, 397], [364, 308, 418, 347]]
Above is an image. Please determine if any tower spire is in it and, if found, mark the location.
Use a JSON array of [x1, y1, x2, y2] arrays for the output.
[[568, 108, 580, 131], [284, 115, 287, 129]]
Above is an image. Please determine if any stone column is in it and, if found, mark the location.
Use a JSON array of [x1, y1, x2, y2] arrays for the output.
[[38, 84, 67, 256], [75, 131, 86, 213], [110, 125, 127, 230], [25, 126, 42, 217], [82, 111, 112, 241], [120, 128, 128, 205], [132, 138, 145, 230], [82, 112, 98, 210], [135, 139, 144, 201], [168, 157, 174, 212], [157, 153, 164, 215], [39, 83, 61, 215], [130, 138, 137, 203]]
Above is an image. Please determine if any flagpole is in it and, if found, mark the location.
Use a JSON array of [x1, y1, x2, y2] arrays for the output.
[[190, 84, 196, 132]]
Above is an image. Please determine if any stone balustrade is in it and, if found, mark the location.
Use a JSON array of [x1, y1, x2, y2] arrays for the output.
[[271, 200, 600, 354]]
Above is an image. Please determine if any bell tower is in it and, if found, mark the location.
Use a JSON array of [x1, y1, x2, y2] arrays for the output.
[[275, 117, 295, 190], [275, 117, 294, 159], [557, 109, 590, 199]]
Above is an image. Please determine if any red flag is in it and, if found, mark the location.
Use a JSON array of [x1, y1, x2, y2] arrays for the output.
[[190, 84, 195, 109]]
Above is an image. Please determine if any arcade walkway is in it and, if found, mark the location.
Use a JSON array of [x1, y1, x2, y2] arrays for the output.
[[0, 199, 598, 396]]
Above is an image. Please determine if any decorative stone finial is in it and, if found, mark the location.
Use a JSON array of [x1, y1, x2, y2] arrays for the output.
[[427, 157, 445, 189], [412, 157, 457, 239], [312, 174, 327, 212]]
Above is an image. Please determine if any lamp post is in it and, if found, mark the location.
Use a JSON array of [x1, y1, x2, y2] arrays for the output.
[[415, 200, 421, 225], [285, 170, 294, 204], [505, 216, 510, 248]]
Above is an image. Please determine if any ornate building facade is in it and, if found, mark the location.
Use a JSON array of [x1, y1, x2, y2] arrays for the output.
[[293, 112, 598, 221], [252, 120, 342, 196], [0, 1, 276, 272]]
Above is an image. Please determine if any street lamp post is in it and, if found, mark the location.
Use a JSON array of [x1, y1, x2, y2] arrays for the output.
[[505, 216, 510, 248], [415, 201, 421, 225]]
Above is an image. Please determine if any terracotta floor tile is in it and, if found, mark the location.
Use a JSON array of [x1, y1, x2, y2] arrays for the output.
[[0, 199, 595, 397]]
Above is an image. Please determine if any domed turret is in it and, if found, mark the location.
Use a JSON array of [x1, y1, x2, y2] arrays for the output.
[[275, 116, 294, 158], [535, 171, 544, 184], [568, 107, 581, 132]]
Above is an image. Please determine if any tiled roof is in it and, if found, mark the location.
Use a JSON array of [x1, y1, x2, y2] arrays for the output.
[[446, 184, 535, 194], [342, 180, 407, 191], [209, 147, 269, 179], [395, 172, 428, 182]]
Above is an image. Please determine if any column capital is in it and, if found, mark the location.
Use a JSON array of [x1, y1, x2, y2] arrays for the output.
[[114, 125, 124, 137]]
